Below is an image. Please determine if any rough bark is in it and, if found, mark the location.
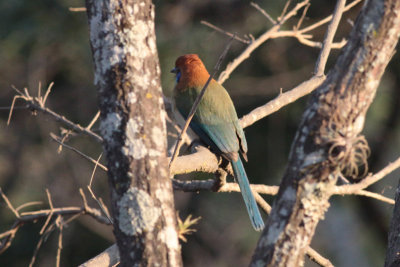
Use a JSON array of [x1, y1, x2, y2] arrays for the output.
[[385, 180, 400, 267], [251, 0, 400, 266], [85, 1, 182, 266]]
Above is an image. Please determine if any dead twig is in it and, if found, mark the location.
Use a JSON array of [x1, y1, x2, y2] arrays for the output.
[[0, 188, 20, 218], [314, 0, 347, 75], [55, 216, 63, 267], [86, 111, 100, 131], [50, 133, 107, 171], [7, 84, 102, 142], [307, 247, 335, 267], [16, 201, 43, 211], [0, 191, 111, 256], [39, 189, 54, 235], [211, 0, 362, 84], [240, 0, 348, 128], [250, 2, 276, 25], [353, 190, 395, 204], [87, 154, 113, 224], [201, 21, 250, 44], [69, 7, 86, 12], [295, 3, 310, 30], [29, 227, 46, 267], [218, 0, 310, 84], [335, 156, 400, 196], [299, 0, 363, 34], [239, 76, 325, 128], [278, 0, 293, 23]]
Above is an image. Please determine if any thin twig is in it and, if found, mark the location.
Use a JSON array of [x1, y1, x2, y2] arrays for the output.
[[0, 203, 110, 255], [169, 35, 235, 169], [50, 133, 107, 171], [218, 0, 309, 83], [0, 227, 19, 240], [239, 0, 348, 127], [79, 188, 89, 211], [253, 191, 272, 214], [55, 216, 63, 267], [8, 85, 103, 142], [7, 95, 25, 125], [69, 7, 87, 12], [314, 0, 347, 75], [19, 206, 111, 224], [295, 3, 310, 30], [40, 189, 54, 235], [299, 0, 363, 34], [29, 230, 46, 267], [0, 106, 26, 110], [293, 32, 347, 48], [57, 129, 74, 153], [16, 201, 43, 211], [87, 155, 113, 224], [0, 188, 20, 218], [35, 102, 102, 142], [306, 247, 335, 267], [211, 0, 362, 85], [250, 2, 276, 25], [42, 82, 54, 106], [278, 0, 293, 22], [335, 156, 400, 195], [86, 111, 100, 130], [0, 204, 110, 247], [166, 106, 195, 156], [354, 190, 394, 204], [29, 218, 59, 267], [201, 21, 250, 44], [240, 76, 325, 128]]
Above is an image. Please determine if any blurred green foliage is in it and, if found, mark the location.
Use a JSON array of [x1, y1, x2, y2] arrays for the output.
[[0, 1, 399, 266]]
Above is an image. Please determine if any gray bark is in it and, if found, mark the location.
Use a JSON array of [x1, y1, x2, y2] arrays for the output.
[[85, 0, 182, 266], [251, 0, 400, 266]]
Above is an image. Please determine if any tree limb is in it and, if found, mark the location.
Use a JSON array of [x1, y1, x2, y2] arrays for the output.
[[251, 0, 400, 265]]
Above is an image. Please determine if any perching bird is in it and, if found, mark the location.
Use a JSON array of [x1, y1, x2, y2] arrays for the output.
[[171, 54, 264, 231]]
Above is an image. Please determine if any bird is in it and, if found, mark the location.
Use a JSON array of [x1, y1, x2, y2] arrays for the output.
[[171, 54, 264, 231]]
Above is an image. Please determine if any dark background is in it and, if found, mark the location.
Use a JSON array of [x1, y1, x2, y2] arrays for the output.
[[0, 0, 399, 266]]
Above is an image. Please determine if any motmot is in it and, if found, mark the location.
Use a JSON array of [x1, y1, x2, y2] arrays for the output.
[[171, 54, 265, 231]]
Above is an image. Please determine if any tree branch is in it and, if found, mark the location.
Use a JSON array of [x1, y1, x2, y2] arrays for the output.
[[335, 156, 400, 195], [218, 0, 310, 84], [314, 0, 347, 75], [7, 85, 102, 143], [251, 0, 400, 265], [240, 76, 325, 128], [0, 194, 110, 254]]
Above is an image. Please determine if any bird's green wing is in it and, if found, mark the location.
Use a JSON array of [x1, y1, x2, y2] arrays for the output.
[[175, 80, 247, 160]]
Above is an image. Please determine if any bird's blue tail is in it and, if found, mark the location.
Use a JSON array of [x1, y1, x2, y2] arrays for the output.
[[231, 158, 265, 231]]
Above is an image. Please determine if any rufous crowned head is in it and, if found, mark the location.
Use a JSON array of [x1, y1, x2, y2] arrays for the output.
[[171, 54, 210, 87]]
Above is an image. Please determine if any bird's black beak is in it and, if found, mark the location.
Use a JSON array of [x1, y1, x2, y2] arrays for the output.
[[170, 67, 178, 74]]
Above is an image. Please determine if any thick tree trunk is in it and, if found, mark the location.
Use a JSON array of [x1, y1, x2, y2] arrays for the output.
[[251, 0, 400, 266], [385, 180, 400, 267], [85, 1, 182, 266]]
